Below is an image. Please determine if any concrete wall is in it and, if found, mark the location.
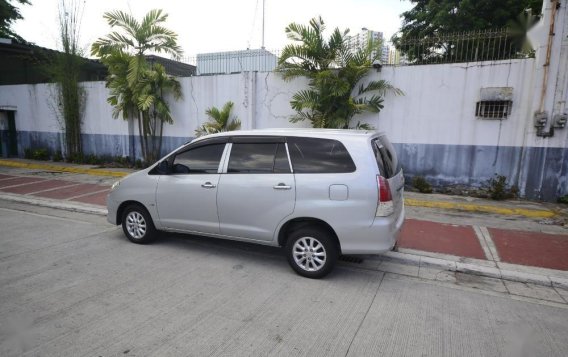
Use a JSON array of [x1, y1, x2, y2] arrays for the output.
[[0, 62, 565, 200], [0, 1, 566, 201]]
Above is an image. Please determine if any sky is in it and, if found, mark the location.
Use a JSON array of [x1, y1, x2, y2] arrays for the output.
[[12, 0, 413, 59]]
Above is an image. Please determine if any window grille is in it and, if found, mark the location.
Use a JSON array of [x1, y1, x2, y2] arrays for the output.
[[476, 100, 512, 119]]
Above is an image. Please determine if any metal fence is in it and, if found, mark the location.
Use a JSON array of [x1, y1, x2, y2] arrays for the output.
[[178, 28, 530, 74], [391, 28, 531, 65]]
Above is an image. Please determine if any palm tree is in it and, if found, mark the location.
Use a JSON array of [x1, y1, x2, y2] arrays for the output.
[[137, 63, 182, 162], [91, 9, 183, 163], [195, 101, 241, 137], [278, 17, 402, 129]]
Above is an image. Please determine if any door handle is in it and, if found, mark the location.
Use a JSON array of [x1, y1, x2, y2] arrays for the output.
[[201, 182, 216, 189], [273, 183, 291, 190]]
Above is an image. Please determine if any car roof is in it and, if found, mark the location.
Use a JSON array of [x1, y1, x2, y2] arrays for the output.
[[191, 128, 385, 143]]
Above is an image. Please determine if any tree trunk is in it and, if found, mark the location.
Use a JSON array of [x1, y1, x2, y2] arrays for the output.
[[137, 111, 146, 162]]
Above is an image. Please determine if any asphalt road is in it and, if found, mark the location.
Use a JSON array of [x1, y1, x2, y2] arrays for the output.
[[1, 201, 567, 357]]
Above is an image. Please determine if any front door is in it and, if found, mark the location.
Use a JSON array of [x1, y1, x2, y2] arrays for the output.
[[7, 111, 17, 157], [155, 142, 226, 234], [217, 141, 295, 241]]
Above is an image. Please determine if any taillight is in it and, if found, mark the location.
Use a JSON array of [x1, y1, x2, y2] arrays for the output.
[[376, 175, 394, 216]]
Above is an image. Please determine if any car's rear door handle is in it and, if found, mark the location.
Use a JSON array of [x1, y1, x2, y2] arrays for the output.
[[273, 183, 291, 190], [201, 182, 216, 189]]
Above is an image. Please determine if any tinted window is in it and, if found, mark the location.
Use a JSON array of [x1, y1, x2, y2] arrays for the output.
[[287, 137, 356, 173], [274, 144, 291, 173], [372, 136, 400, 178], [173, 144, 225, 174], [228, 143, 291, 174]]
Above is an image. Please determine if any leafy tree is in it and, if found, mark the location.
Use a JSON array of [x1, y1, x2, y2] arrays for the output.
[[195, 101, 241, 137], [0, 0, 30, 42], [91, 9, 183, 163], [277, 17, 402, 129], [392, 0, 542, 62], [507, 8, 540, 57]]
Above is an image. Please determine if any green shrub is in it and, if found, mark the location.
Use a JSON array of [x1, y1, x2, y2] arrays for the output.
[[24, 148, 33, 159], [115, 156, 130, 166], [24, 148, 50, 161], [558, 195, 568, 204], [52, 151, 63, 162], [134, 159, 147, 169], [412, 176, 433, 193], [83, 154, 104, 165], [486, 174, 517, 200], [55, 152, 141, 168], [66, 152, 83, 164]]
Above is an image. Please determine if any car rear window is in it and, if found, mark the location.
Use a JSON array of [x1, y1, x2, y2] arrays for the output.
[[372, 136, 400, 179], [287, 137, 356, 173]]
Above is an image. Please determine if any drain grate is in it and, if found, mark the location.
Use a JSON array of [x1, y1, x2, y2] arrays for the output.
[[339, 255, 364, 264]]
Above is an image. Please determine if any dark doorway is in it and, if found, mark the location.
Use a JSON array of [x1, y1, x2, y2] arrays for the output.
[[0, 109, 18, 157]]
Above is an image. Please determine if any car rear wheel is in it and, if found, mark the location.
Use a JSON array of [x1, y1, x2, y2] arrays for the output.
[[122, 205, 156, 244], [285, 227, 338, 279]]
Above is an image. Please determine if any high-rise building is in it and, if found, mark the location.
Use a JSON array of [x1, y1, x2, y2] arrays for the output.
[[347, 28, 388, 63]]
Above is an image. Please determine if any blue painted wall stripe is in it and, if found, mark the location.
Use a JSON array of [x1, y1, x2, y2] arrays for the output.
[[3, 130, 567, 201]]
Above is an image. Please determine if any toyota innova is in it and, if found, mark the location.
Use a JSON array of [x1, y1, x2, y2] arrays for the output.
[[107, 129, 405, 278]]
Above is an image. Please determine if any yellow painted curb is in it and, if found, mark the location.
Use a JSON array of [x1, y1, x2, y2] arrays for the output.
[[0, 159, 558, 218], [405, 198, 556, 219], [0, 160, 128, 178]]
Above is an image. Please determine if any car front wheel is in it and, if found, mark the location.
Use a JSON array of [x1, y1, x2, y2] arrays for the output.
[[285, 227, 338, 279], [122, 205, 156, 244]]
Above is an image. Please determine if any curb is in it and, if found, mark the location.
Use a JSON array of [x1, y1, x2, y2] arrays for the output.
[[405, 198, 557, 219], [0, 159, 129, 178], [376, 251, 568, 291], [0, 193, 107, 216], [1, 159, 559, 219]]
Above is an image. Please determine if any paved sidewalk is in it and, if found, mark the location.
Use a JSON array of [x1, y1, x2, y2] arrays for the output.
[[1, 158, 567, 289]]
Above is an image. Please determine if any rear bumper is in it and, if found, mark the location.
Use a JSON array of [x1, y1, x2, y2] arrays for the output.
[[338, 204, 405, 254]]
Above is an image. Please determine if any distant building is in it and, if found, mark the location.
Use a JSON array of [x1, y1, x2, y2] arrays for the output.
[[387, 47, 401, 65], [0, 38, 107, 85], [195, 48, 278, 75], [0, 39, 196, 86], [347, 28, 388, 63], [145, 55, 196, 77]]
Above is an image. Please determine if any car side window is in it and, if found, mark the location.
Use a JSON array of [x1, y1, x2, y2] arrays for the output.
[[287, 137, 356, 173], [172, 144, 225, 174], [228, 143, 291, 174]]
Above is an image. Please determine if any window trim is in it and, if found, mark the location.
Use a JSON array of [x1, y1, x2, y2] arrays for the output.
[[284, 143, 294, 173], [229, 136, 286, 144], [220, 143, 232, 173]]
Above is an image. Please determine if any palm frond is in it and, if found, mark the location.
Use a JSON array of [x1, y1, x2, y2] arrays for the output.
[[358, 80, 404, 96], [103, 10, 140, 38]]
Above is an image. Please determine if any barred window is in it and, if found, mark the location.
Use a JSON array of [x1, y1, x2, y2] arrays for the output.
[[476, 100, 512, 119]]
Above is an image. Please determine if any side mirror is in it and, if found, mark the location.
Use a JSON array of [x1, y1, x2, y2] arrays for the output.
[[157, 160, 170, 174]]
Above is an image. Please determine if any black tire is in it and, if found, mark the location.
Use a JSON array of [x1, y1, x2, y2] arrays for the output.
[[121, 204, 157, 244], [285, 227, 338, 279]]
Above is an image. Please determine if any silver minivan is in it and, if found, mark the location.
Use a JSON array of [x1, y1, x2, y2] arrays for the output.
[[107, 129, 405, 278]]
